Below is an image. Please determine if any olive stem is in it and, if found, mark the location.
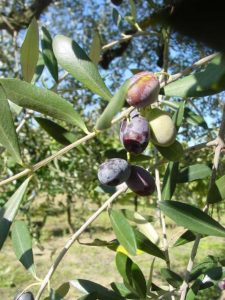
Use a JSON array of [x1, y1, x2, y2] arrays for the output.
[[0, 132, 96, 187], [16, 282, 41, 300], [155, 24, 174, 300], [35, 184, 128, 300], [161, 52, 219, 88], [179, 104, 225, 300], [102, 31, 155, 51]]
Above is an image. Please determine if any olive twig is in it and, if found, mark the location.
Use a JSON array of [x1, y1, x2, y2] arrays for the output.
[[101, 31, 154, 51], [0, 53, 219, 188], [161, 52, 219, 88], [35, 184, 128, 300]]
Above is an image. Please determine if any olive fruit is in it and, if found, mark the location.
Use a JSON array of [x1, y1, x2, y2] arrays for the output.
[[98, 158, 131, 186], [14, 291, 34, 300], [148, 108, 176, 147], [111, 0, 123, 5], [126, 165, 155, 196], [126, 71, 160, 108], [120, 115, 150, 154], [218, 279, 225, 290]]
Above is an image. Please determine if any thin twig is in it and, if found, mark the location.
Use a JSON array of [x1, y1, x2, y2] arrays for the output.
[[35, 184, 128, 300], [0, 132, 96, 187], [0, 105, 136, 187], [50, 71, 68, 90], [156, 26, 175, 299], [180, 104, 225, 300], [161, 52, 219, 88], [102, 31, 155, 51]]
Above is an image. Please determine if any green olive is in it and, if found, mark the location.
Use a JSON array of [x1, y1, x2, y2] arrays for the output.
[[148, 108, 176, 147]]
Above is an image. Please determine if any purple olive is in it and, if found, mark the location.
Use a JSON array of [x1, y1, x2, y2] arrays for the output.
[[98, 158, 131, 186], [126, 165, 155, 196], [120, 115, 150, 154], [126, 71, 160, 108], [111, 0, 123, 5], [14, 291, 34, 300]]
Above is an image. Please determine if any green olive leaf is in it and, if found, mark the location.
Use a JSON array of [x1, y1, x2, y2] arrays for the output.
[[20, 18, 39, 82], [53, 35, 112, 101], [0, 78, 88, 134]]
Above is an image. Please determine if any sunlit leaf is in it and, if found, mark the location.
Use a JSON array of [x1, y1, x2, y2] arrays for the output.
[[53, 35, 112, 101], [109, 209, 137, 256], [129, 0, 137, 21], [0, 86, 22, 164], [8, 100, 23, 115], [70, 279, 122, 300], [95, 80, 129, 130], [41, 26, 58, 82], [116, 252, 146, 298], [173, 230, 198, 247], [32, 52, 45, 83], [0, 177, 31, 250], [89, 30, 101, 65], [121, 210, 158, 244], [176, 164, 211, 183], [20, 18, 39, 82], [0, 78, 88, 133], [111, 282, 137, 299], [133, 229, 165, 260], [172, 100, 185, 130], [55, 282, 70, 299], [12, 220, 36, 277], [207, 174, 225, 203], [78, 293, 98, 300], [160, 200, 225, 237], [161, 162, 179, 200]]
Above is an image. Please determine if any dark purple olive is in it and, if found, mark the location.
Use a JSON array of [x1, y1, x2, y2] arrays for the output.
[[126, 165, 155, 196], [97, 158, 131, 186], [111, 0, 123, 5], [120, 115, 150, 154], [126, 71, 160, 108], [14, 291, 34, 300]]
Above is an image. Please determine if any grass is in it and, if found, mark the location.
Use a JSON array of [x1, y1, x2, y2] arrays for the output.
[[0, 201, 225, 299]]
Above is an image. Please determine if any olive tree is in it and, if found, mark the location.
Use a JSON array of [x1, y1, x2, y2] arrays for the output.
[[0, 1, 225, 300]]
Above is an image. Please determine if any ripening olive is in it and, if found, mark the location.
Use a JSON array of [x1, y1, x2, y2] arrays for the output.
[[148, 108, 176, 147], [120, 115, 150, 154], [126, 165, 155, 196], [14, 291, 34, 300], [126, 71, 160, 108], [98, 158, 131, 186]]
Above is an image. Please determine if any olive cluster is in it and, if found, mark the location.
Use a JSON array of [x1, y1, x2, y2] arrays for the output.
[[98, 71, 164, 196]]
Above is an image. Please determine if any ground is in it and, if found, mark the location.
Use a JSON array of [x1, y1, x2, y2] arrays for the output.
[[0, 200, 224, 299]]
